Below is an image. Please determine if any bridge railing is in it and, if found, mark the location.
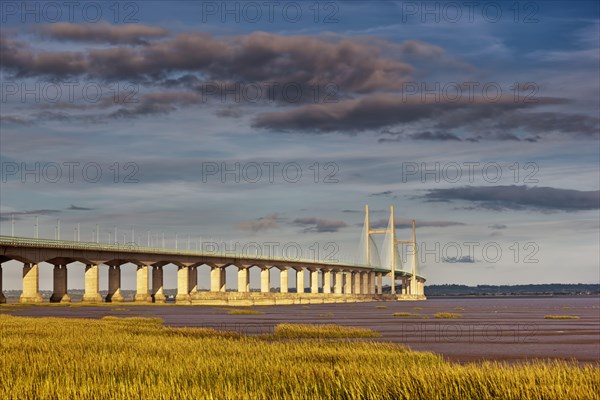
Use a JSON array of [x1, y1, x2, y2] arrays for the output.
[[0, 235, 364, 268]]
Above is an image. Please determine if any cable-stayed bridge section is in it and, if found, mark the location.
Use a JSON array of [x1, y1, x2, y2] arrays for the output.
[[0, 205, 426, 305]]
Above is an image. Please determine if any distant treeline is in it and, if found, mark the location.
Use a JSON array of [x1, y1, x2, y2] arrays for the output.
[[425, 284, 600, 296]]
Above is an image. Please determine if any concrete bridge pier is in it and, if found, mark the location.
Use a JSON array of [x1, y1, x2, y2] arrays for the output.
[[296, 268, 305, 293], [376, 272, 383, 295], [417, 279, 425, 296], [260, 267, 270, 293], [82, 264, 103, 303], [343, 271, 351, 294], [369, 272, 376, 294], [176, 266, 191, 304], [279, 267, 288, 293], [0, 265, 6, 304], [50, 265, 71, 303], [353, 271, 361, 294], [323, 270, 332, 294], [151, 266, 166, 303], [237, 267, 250, 292], [135, 265, 152, 302], [188, 266, 198, 296], [19, 263, 43, 303], [333, 271, 343, 294], [210, 266, 225, 292], [361, 272, 369, 294], [310, 268, 319, 294], [105, 265, 124, 302]]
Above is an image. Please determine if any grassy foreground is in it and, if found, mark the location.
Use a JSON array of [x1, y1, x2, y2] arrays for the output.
[[0, 315, 598, 400]]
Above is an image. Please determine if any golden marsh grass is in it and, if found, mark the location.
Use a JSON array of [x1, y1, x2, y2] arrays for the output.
[[544, 315, 581, 319], [392, 312, 422, 318], [435, 312, 462, 319], [227, 309, 265, 315], [0, 315, 598, 399]]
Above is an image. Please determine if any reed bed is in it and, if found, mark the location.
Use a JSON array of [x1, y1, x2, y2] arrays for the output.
[[0, 315, 598, 400], [392, 312, 423, 318], [273, 323, 381, 339], [544, 315, 580, 319], [228, 309, 265, 315], [435, 312, 462, 319]]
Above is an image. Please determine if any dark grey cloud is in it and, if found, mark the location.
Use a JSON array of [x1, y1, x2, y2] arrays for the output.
[[409, 131, 462, 141], [292, 217, 347, 233], [370, 218, 465, 229], [37, 22, 169, 45], [369, 190, 394, 197], [251, 93, 583, 140], [443, 255, 475, 263], [423, 185, 600, 211], [1, 31, 414, 97], [67, 205, 93, 211]]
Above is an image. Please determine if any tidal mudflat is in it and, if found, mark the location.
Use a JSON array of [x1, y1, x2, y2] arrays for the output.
[[2, 297, 598, 363]]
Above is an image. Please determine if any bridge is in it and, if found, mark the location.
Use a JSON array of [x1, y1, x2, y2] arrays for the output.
[[0, 205, 426, 305]]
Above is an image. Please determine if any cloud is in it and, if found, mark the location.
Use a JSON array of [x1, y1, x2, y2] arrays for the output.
[[37, 22, 169, 45], [110, 91, 203, 118], [443, 255, 475, 263], [369, 190, 393, 197], [2, 30, 414, 96], [251, 93, 575, 138], [3, 25, 597, 141], [370, 218, 465, 229], [488, 224, 507, 230], [237, 213, 280, 232], [423, 185, 600, 211], [292, 217, 347, 233], [0, 209, 61, 221], [67, 204, 93, 211], [408, 131, 462, 141]]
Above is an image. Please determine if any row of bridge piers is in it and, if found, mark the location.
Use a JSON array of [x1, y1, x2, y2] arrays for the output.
[[0, 262, 426, 305]]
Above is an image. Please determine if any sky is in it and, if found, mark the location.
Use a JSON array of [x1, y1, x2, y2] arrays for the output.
[[0, 0, 598, 291]]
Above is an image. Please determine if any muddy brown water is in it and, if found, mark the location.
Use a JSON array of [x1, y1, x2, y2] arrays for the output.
[[2, 297, 599, 363]]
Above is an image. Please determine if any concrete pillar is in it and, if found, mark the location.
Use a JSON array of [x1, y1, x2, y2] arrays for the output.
[[310, 269, 319, 294], [135, 265, 151, 302], [353, 272, 361, 294], [82, 264, 102, 302], [210, 266, 222, 292], [188, 266, 198, 295], [343, 271, 351, 294], [402, 278, 408, 295], [323, 270, 332, 294], [260, 267, 270, 293], [20, 263, 43, 303], [106, 265, 124, 302], [280, 268, 288, 293], [410, 275, 417, 296], [237, 267, 249, 292], [361, 272, 368, 294], [296, 268, 305, 293], [220, 268, 226, 292], [376, 272, 383, 295], [50, 265, 71, 303], [176, 266, 191, 303], [152, 266, 166, 303], [0, 265, 6, 304], [369, 271, 376, 295], [333, 270, 342, 294]]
